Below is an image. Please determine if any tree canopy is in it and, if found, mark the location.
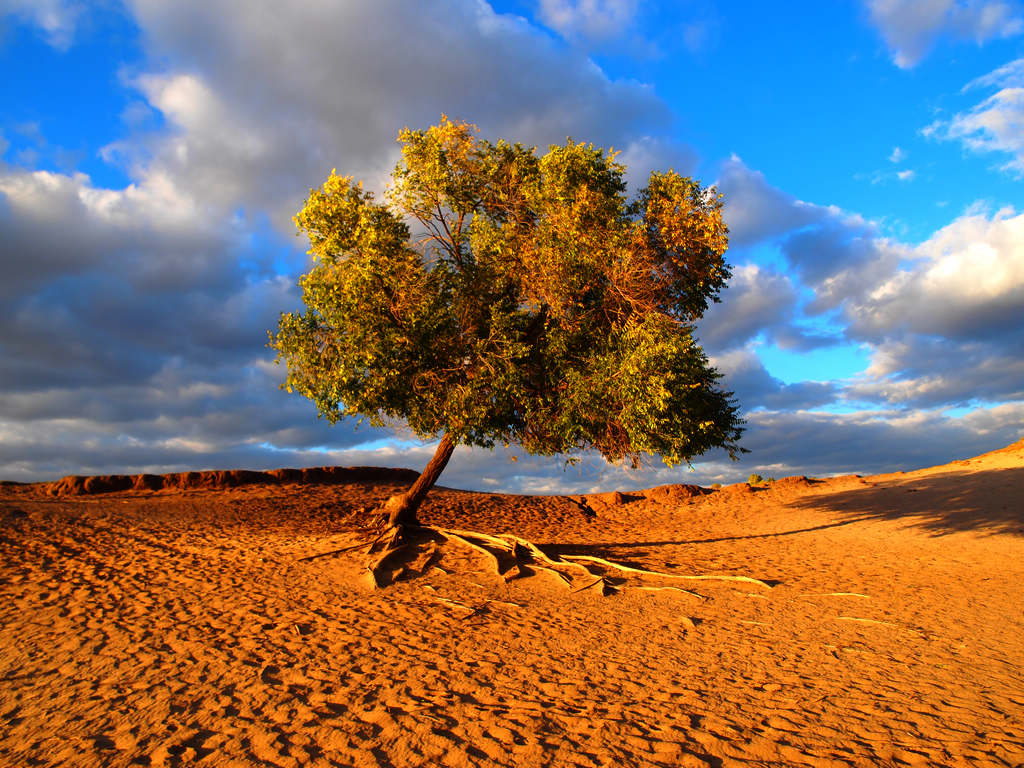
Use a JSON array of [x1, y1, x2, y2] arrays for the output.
[[272, 117, 743, 483]]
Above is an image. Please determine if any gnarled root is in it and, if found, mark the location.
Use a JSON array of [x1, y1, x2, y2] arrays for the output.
[[560, 553, 775, 590], [300, 523, 775, 601], [426, 527, 771, 600], [363, 524, 445, 588]]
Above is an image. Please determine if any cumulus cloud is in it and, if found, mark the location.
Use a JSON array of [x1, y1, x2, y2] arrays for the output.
[[865, 0, 1023, 68], [847, 338, 1024, 407], [0, 404, 387, 483], [119, 0, 673, 227], [846, 206, 1024, 341], [717, 156, 830, 247], [786, 223, 905, 314], [710, 157, 1023, 415], [0, 161, 344, 482], [711, 348, 839, 412], [926, 57, 1024, 175], [0, 168, 228, 301], [838, 207, 1024, 407], [7, 395, 1020, 492], [782, 217, 880, 288], [652, 163, 1023, 480], [715, 156, 902, 302], [0, 162, 295, 392], [764, 201, 1024, 411], [697, 264, 799, 353], [444, 399, 1024, 489]]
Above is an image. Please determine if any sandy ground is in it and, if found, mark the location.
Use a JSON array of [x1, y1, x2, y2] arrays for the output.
[[2, 441, 1023, 767]]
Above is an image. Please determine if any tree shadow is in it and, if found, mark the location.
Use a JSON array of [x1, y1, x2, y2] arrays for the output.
[[784, 466, 1024, 537]]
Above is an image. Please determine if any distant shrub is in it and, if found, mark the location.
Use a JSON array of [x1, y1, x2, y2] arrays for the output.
[[710, 483, 722, 490], [747, 473, 764, 485]]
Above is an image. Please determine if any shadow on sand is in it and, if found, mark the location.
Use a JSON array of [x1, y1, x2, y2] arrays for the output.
[[542, 516, 876, 560], [784, 466, 1024, 537]]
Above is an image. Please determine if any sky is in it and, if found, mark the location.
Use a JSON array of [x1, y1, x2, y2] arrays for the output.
[[1, 0, 1022, 493]]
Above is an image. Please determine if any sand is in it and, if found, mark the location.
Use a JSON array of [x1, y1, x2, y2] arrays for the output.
[[1, 442, 1023, 767]]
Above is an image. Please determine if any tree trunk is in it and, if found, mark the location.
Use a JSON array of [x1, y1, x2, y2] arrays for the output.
[[385, 433, 456, 528]]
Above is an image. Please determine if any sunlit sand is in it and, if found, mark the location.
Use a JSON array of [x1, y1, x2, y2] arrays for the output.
[[2, 441, 1023, 766]]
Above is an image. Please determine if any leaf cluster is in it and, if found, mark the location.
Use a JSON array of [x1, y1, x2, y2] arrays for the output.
[[272, 117, 743, 467]]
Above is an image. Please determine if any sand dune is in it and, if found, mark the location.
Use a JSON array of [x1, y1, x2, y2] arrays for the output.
[[2, 442, 1023, 767]]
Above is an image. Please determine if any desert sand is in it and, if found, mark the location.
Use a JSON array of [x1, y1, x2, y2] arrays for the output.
[[2, 441, 1023, 767]]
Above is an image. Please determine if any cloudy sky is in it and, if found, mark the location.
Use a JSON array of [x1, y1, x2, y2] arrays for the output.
[[1, 0, 1022, 492]]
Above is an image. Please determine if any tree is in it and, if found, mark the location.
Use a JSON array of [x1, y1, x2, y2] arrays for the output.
[[272, 117, 743, 536]]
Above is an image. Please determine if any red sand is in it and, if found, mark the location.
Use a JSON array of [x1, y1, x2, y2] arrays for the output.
[[2, 441, 1023, 767]]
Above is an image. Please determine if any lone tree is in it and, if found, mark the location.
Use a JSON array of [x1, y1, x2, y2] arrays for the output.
[[272, 117, 743, 536]]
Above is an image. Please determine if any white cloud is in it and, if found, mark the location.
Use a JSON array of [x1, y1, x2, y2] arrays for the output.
[[847, 339, 1024, 406], [839, 206, 1024, 407], [865, 0, 1023, 68], [783, 215, 900, 299], [889, 146, 907, 163], [847, 206, 1024, 340], [863, 167, 916, 185], [0, 167, 225, 303], [965, 56, 1024, 90], [927, 57, 1024, 175], [710, 158, 1023, 412], [0, 0, 82, 49], [535, 0, 639, 41]]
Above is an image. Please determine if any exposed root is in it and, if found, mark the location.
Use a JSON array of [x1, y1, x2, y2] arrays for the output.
[[366, 540, 406, 589], [562, 553, 774, 590], [363, 524, 438, 588], [301, 522, 775, 603], [433, 528, 509, 575], [435, 527, 621, 595]]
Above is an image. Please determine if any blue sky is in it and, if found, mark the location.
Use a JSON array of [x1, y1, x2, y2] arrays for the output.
[[1, 0, 1022, 492]]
